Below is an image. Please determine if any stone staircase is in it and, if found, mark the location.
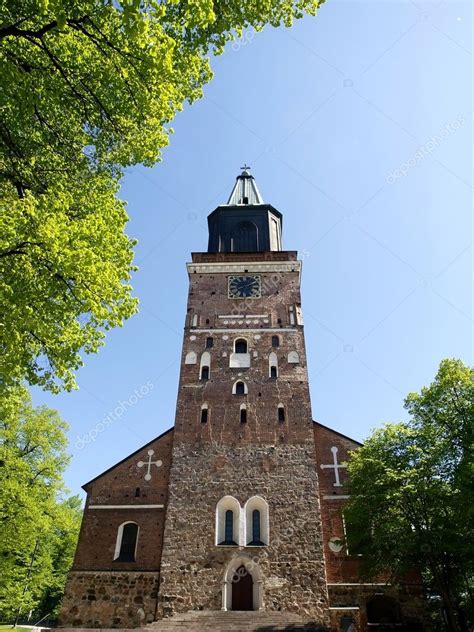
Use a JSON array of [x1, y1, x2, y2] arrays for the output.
[[147, 610, 327, 631]]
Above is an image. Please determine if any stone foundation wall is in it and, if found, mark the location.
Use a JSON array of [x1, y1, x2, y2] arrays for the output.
[[58, 571, 159, 628], [157, 443, 330, 626], [327, 584, 427, 631]]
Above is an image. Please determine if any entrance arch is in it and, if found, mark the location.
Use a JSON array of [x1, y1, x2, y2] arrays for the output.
[[231, 565, 253, 610], [221, 555, 263, 611]]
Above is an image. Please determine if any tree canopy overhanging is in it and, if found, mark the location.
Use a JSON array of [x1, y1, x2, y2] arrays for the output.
[[0, 0, 325, 391], [344, 359, 474, 632]]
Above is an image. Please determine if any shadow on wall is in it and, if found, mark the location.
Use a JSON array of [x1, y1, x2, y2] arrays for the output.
[[255, 625, 332, 632], [255, 625, 424, 632]]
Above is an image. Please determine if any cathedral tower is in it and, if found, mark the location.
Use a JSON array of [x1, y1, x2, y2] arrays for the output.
[[59, 169, 426, 631], [157, 169, 330, 623]]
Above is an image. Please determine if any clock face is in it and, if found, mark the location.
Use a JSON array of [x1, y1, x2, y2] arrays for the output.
[[228, 275, 261, 299]]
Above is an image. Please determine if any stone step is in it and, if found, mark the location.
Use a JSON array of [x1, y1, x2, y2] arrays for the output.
[[147, 610, 326, 631]]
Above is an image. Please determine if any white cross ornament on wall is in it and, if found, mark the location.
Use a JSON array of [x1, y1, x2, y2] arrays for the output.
[[137, 449, 162, 481], [320, 446, 347, 487]]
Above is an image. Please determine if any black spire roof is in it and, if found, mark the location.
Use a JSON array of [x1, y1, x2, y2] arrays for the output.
[[207, 168, 282, 253]]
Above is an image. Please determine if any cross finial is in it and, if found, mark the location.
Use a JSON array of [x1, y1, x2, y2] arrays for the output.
[[240, 164, 251, 172]]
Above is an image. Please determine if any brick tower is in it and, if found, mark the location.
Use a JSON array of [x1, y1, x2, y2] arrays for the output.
[[156, 168, 331, 624], [59, 169, 427, 631]]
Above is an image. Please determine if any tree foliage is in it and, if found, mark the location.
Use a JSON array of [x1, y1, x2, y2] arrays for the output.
[[345, 359, 474, 632], [0, 386, 82, 621], [0, 0, 324, 391]]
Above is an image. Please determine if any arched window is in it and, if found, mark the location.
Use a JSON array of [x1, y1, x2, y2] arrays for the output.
[[288, 351, 300, 364], [230, 339, 251, 368], [185, 351, 197, 365], [278, 405, 285, 423], [114, 522, 139, 562], [216, 496, 241, 546], [231, 221, 258, 252], [201, 404, 208, 424], [251, 510, 263, 545], [269, 352, 278, 378], [240, 404, 247, 424], [235, 339, 247, 354], [200, 351, 211, 380], [224, 510, 235, 544], [135, 487, 140, 497], [245, 496, 269, 546], [271, 335, 280, 347], [206, 337, 214, 349], [235, 381, 246, 395]]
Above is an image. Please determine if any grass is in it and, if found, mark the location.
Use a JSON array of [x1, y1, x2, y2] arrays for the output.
[[0, 626, 31, 631]]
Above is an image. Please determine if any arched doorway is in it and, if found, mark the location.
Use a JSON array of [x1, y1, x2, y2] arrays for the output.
[[221, 555, 263, 611], [231, 565, 253, 611]]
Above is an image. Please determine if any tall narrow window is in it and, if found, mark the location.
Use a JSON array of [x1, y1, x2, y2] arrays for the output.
[[225, 510, 234, 543], [115, 522, 139, 562], [235, 339, 247, 354], [269, 352, 278, 378], [278, 405, 285, 422], [216, 496, 240, 546], [249, 510, 264, 546], [200, 351, 211, 380], [245, 497, 269, 546], [235, 381, 245, 395], [201, 405, 208, 423], [240, 406, 247, 424], [271, 335, 280, 347], [135, 487, 140, 497], [206, 337, 214, 348]]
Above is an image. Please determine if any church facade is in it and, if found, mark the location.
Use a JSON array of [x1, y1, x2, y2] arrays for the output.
[[59, 171, 425, 631]]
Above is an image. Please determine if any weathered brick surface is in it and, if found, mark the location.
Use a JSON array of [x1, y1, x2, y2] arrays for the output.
[[73, 430, 173, 571], [314, 423, 363, 584]]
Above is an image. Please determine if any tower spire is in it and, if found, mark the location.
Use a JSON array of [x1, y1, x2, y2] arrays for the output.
[[227, 166, 264, 205]]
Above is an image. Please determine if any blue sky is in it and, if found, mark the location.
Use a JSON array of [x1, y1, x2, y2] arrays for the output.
[[33, 0, 472, 497]]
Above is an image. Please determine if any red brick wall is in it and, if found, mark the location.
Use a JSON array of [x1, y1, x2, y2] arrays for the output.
[[73, 429, 173, 572], [314, 422, 363, 583], [174, 253, 315, 448]]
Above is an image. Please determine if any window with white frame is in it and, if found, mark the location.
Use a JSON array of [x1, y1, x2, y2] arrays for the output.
[[245, 496, 269, 546], [200, 351, 211, 380], [233, 380, 248, 395], [114, 522, 139, 562], [216, 496, 241, 546], [269, 352, 278, 378]]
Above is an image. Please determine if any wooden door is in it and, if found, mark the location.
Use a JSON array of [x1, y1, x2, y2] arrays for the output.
[[231, 565, 253, 611]]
